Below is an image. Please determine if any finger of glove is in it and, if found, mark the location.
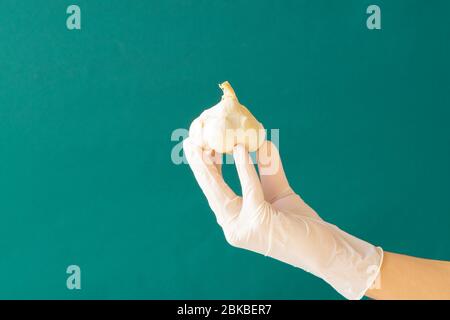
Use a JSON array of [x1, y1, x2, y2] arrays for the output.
[[184, 138, 239, 222], [257, 140, 293, 203], [233, 144, 265, 209]]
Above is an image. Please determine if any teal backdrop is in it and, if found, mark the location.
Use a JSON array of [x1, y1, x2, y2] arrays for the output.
[[0, 0, 449, 299]]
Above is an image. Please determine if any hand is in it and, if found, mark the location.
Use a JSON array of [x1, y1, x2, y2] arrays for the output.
[[183, 138, 383, 300]]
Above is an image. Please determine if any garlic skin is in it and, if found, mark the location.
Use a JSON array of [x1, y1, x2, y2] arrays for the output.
[[189, 81, 265, 154]]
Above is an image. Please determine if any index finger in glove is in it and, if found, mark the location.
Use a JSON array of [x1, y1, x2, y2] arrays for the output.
[[257, 141, 293, 203]]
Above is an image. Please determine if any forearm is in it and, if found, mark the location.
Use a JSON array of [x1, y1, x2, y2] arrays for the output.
[[365, 251, 450, 299]]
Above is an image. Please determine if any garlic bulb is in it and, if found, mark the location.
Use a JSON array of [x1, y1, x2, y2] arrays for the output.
[[189, 81, 265, 154]]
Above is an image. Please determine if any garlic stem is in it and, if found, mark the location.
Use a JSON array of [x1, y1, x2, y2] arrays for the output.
[[219, 81, 237, 100]]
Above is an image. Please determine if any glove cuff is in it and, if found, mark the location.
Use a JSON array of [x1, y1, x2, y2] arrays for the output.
[[320, 229, 384, 300]]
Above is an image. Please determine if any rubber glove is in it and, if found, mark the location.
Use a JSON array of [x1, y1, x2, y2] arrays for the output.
[[183, 138, 383, 300]]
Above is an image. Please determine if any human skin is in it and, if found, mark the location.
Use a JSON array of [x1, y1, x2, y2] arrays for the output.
[[366, 252, 450, 300]]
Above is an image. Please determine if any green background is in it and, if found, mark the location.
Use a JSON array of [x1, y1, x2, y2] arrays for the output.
[[0, 0, 449, 299]]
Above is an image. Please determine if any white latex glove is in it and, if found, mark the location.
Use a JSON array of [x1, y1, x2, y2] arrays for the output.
[[183, 138, 383, 300]]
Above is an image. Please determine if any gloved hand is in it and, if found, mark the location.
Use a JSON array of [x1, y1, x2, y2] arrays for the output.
[[183, 138, 383, 300]]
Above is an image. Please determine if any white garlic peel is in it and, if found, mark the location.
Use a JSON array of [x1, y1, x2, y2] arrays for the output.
[[189, 81, 265, 154]]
